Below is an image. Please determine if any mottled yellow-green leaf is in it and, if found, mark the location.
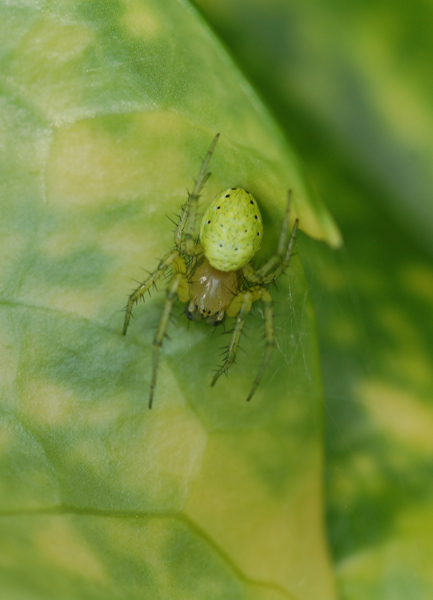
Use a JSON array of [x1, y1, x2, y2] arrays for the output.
[[0, 1, 337, 599], [194, 1, 433, 599]]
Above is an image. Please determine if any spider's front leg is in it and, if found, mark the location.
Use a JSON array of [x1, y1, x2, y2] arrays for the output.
[[211, 286, 275, 402], [122, 249, 182, 335], [244, 287, 275, 402], [149, 256, 190, 408], [211, 290, 253, 389]]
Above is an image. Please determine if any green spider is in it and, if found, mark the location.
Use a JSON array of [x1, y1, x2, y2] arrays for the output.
[[123, 134, 298, 408]]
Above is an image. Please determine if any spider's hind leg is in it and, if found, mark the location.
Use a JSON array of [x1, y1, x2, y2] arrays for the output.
[[178, 133, 220, 256], [243, 191, 299, 286]]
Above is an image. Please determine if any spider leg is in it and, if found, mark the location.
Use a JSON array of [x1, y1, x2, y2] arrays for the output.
[[123, 249, 181, 335], [214, 287, 275, 401], [246, 288, 274, 402], [149, 270, 188, 408], [243, 191, 299, 285], [179, 133, 220, 256], [211, 290, 253, 388]]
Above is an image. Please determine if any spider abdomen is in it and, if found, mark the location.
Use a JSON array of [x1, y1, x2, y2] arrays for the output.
[[199, 188, 263, 272]]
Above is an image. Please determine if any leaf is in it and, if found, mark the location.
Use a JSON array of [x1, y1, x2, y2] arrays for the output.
[[193, 0, 433, 598], [0, 1, 337, 599]]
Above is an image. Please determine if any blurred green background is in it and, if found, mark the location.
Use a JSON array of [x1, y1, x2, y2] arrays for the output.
[[194, 0, 433, 598]]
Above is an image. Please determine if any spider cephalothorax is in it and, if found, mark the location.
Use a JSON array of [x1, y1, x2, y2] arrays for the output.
[[123, 134, 298, 407], [185, 257, 239, 324]]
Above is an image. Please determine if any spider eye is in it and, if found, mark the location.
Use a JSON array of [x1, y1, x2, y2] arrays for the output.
[[185, 304, 202, 322]]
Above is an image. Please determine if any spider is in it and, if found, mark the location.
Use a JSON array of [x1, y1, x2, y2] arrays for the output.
[[123, 134, 298, 408]]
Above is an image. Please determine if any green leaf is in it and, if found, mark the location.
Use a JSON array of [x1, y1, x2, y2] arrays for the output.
[[194, 0, 433, 598], [0, 1, 337, 599]]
